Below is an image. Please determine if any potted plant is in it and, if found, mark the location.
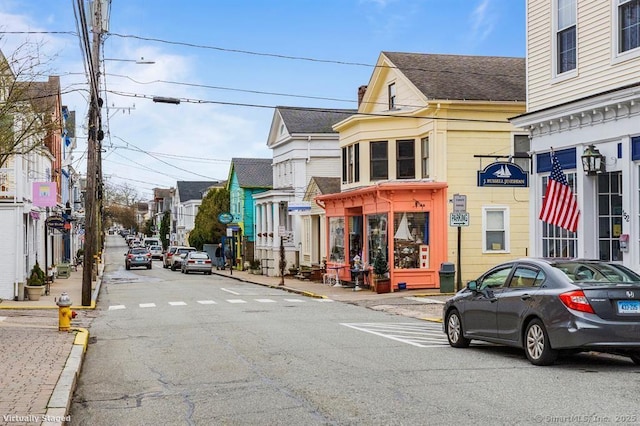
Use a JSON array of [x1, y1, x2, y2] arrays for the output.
[[249, 259, 262, 275], [25, 262, 46, 301], [372, 250, 391, 294]]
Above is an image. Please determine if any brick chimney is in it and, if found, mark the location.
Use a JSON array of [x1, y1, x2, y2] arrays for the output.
[[357, 85, 368, 107]]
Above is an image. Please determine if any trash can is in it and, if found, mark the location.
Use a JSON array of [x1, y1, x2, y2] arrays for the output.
[[439, 262, 455, 293]]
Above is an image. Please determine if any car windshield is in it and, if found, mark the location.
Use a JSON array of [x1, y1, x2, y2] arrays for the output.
[[552, 262, 640, 284], [131, 248, 148, 254], [178, 248, 195, 254], [150, 245, 162, 250]]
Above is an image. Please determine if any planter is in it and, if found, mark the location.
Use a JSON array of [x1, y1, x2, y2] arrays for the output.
[[374, 278, 391, 294], [250, 269, 262, 275], [25, 285, 44, 301]]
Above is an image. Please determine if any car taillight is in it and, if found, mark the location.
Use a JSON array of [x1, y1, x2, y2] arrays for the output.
[[127, 254, 133, 259], [188, 260, 195, 264], [204, 260, 211, 264], [559, 290, 595, 314], [168, 253, 173, 257]]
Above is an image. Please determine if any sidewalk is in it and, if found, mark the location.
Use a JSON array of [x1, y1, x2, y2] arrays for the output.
[[0, 260, 449, 426]]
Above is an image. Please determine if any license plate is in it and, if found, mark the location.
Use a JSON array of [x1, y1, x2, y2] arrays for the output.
[[136, 256, 143, 261], [617, 300, 640, 314], [197, 261, 203, 264]]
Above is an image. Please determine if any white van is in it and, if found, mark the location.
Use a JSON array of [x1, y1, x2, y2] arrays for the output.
[[143, 237, 161, 248]]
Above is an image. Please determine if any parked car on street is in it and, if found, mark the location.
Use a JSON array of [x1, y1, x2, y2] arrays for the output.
[[149, 245, 163, 260], [124, 247, 152, 270], [443, 258, 640, 366], [163, 246, 177, 268], [181, 251, 213, 275], [170, 246, 197, 271]]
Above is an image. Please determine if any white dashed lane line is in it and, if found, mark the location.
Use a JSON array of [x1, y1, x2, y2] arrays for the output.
[[108, 297, 332, 311]]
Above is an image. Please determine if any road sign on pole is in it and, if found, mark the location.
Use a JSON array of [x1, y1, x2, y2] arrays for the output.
[[449, 212, 470, 227], [453, 194, 467, 212]]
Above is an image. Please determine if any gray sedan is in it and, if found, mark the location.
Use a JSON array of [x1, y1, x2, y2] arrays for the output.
[[443, 258, 640, 365], [181, 251, 213, 275]]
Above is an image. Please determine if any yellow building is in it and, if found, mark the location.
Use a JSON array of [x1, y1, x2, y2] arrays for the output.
[[318, 52, 530, 289]]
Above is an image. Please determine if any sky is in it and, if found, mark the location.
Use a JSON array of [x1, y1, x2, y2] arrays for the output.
[[0, 0, 525, 200]]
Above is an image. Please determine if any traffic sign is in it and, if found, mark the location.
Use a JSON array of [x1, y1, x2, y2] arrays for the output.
[[453, 194, 467, 212], [450, 212, 469, 227]]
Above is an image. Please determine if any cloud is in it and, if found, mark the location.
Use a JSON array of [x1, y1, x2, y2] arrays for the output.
[[469, 0, 496, 43]]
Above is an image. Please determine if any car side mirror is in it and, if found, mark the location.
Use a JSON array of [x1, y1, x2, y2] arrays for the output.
[[467, 281, 478, 291]]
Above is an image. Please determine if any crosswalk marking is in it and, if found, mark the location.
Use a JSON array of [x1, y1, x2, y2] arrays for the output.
[[0, 316, 6, 322], [341, 322, 448, 348], [108, 297, 333, 311], [108, 305, 126, 311]]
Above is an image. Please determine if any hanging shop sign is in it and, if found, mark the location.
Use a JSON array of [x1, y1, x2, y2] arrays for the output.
[[477, 162, 528, 187], [287, 202, 311, 215], [46, 215, 66, 230], [218, 212, 233, 224]]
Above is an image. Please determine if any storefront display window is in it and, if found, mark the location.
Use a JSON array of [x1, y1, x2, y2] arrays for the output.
[[349, 216, 363, 264], [366, 213, 388, 266], [329, 217, 345, 262], [393, 212, 429, 269]]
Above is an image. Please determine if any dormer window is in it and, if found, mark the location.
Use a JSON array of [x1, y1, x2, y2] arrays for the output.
[[388, 83, 396, 110]]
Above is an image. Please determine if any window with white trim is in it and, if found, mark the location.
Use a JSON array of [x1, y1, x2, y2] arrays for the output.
[[540, 172, 578, 257], [483, 207, 509, 252], [421, 136, 429, 178], [388, 83, 396, 110], [555, 0, 577, 75], [619, 0, 640, 54]]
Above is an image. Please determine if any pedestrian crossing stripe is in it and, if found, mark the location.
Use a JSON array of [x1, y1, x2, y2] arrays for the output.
[[108, 305, 126, 311], [108, 298, 333, 310], [341, 322, 449, 348]]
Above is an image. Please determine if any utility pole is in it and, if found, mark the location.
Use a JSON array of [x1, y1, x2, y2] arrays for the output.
[[82, 1, 103, 306]]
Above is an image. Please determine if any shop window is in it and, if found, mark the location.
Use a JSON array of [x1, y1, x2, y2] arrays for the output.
[[349, 215, 363, 264], [541, 173, 578, 257], [393, 212, 429, 269], [329, 217, 345, 263], [367, 213, 388, 266]]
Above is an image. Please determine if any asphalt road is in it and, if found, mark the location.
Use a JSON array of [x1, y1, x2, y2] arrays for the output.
[[69, 238, 640, 425]]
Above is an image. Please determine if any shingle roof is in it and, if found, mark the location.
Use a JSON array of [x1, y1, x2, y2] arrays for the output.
[[312, 177, 341, 195], [176, 181, 220, 202], [382, 52, 525, 102], [277, 107, 356, 133], [231, 158, 273, 188]]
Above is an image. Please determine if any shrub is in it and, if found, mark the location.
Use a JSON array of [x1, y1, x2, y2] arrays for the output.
[[372, 250, 389, 278], [27, 262, 46, 286]]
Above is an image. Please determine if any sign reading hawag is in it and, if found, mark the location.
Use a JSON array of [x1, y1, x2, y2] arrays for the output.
[[32, 182, 58, 207]]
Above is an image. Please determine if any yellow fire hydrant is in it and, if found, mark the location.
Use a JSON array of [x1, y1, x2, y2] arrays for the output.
[[56, 292, 76, 332]]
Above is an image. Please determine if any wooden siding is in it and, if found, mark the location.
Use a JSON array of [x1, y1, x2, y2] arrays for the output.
[[528, 0, 640, 111]]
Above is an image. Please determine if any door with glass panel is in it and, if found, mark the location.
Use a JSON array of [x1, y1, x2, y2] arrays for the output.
[[598, 172, 622, 262]]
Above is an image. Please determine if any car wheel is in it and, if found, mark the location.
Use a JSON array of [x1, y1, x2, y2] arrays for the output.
[[629, 352, 640, 365], [206, 271, 212, 275], [125, 264, 130, 270], [148, 263, 152, 270], [184, 269, 189, 275], [171, 264, 176, 271], [524, 319, 557, 366], [445, 309, 470, 348]]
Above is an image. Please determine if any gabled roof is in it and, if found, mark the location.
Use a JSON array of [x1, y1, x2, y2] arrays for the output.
[[153, 188, 172, 201], [382, 52, 525, 102], [176, 181, 220, 202], [230, 158, 273, 188], [312, 176, 341, 195], [277, 107, 356, 134]]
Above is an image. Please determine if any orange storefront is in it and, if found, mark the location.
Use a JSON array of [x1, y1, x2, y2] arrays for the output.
[[316, 181, 448, 291]]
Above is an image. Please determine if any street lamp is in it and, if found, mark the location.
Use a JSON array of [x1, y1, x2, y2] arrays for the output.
[[581, 144, 605, 175], [103, 57, 155, 64]]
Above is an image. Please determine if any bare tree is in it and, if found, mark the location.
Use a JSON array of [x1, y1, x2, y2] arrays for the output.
[[0, 41, 61, 170]]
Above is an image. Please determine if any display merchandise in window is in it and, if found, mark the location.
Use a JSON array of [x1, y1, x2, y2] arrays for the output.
[[393, 212, 429, 269]]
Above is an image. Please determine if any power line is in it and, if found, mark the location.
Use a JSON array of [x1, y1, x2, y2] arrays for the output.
[[107, 90, 512, 124]]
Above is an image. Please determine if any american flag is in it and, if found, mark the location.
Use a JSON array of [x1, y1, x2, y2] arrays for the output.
[[539, 152, 580, 232]]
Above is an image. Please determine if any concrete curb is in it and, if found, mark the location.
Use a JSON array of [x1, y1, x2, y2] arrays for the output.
[[42, 327, 89, 426]]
